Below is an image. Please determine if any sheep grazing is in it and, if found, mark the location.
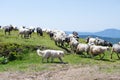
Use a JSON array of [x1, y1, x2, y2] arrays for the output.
[[111, 44, 120, 59], [18, 26, 34, 38], [90, 45, 109, 59], [36, 27, 43, 36], [49, 31, 54, 40], [3, 25, 14, 35], [36, 49, 64, 63]]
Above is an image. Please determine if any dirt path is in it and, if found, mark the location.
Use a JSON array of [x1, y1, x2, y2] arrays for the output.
[[0, 65, 120, 80]]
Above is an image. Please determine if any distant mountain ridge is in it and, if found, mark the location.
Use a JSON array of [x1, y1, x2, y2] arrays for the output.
[[66, 28, 120, 44], [94, 29, 120, 38], [76, 28, 120, 38], [79, 35, 120, 44]]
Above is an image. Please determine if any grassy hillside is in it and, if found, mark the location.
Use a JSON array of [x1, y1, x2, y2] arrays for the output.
[[0, 30, 120, 74]]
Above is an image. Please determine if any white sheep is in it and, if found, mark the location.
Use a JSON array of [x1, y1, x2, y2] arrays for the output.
[[52, 30, 67, 46], [69, 37, 79, 52], [86, 37, 97, 45], [90, 45, 109, 59], [37, 49, 64, 63], [76, 43, 90, 55], [111, 44, 120, 59], [18, 26, 28, 37], [18, 26, 34, 38]]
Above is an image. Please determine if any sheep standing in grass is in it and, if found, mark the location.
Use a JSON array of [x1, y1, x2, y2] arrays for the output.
[[37, 49, 64, 63], [95, 38, 113, 47], [86, 37, 96, 45], [90, 45, 109, 59], [69, 37, 79, 52], [52, 30, 67, 46], [111, 44, 120, 59], [76, 43, 90, 55], [18, 26, 34, 38], [36, 27, 43, 36]]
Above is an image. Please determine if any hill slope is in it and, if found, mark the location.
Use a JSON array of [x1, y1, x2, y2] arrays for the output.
[[0, 29, 120, 80]]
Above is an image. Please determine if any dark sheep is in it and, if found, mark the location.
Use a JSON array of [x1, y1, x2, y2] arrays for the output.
[[95, 38, 113, 47], [3, 25, 14, 35], [36, 27, 43, 36]]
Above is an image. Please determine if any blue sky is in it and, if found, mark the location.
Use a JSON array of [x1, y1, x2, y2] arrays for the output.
[[0, 0, 120, 32]]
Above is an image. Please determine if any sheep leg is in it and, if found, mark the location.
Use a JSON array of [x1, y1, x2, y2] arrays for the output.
[[111, 52, 113, 59], [9, 31, 10, 35], [76, 50, 79, 54], [24, 34, 25, 38], [30, 34, 31, 38], [47, 57, 49, 63], [21, 34, 23, 38], [89, 50, 94, 58], [117, 53, 120, 59], [51, 57, 54, 63], [55, 41, 57, 45], [90, 53, 93, 58], [5, 31, 6, 35], [58, 57, 63, 63], [86, 51, 89, 55], [42, 58, 44, 63], [100, 53, 105, 59], [61, 42, 64, 47]]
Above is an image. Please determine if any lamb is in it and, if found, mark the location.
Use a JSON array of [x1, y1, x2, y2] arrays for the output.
[[90, 45, 109, 59], [37, 49, 64, 63], [111, 44, 120, 59]]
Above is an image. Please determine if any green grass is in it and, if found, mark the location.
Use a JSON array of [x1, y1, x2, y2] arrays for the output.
[[0, 30, 120, 74]]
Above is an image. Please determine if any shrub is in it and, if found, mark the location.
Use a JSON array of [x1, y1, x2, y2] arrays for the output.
[[8, 52, 23, 61], [0, 57, 8, 64]]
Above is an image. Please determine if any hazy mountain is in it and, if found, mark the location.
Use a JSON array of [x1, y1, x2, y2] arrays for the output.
[[66, 28, 120, 43], [73, 28, 120, 38], [94, 29, 120, 38], [79, 35, 120, 44]]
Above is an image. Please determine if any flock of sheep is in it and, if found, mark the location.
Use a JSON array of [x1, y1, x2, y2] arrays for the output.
[[36, 27, 120, 63], [1, 25, 120, 63]]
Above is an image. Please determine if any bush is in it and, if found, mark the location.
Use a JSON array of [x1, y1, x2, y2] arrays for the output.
[[8, 52, 23, 61], [0, 43, 38, 63], [0, 57, 8, 64]]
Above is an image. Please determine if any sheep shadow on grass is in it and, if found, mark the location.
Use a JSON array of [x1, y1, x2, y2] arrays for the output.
[[52, 61, 68, 64], [77, 53, 115, 62], [42, 61, 68, 64], [58, 45, 71, 53], [94, 58, 111, 62]]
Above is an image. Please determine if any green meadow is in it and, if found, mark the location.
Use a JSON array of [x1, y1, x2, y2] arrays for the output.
[[0, 30, 120, 74]]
